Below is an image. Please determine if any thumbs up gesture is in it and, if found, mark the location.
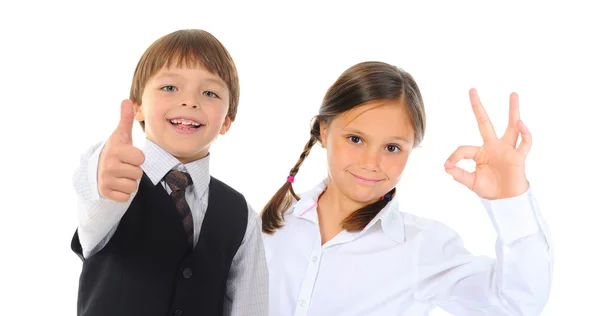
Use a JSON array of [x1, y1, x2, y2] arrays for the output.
[[97, 100, 146, 202]]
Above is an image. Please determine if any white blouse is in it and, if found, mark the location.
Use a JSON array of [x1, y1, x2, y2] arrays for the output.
[[264, 180, 553, 316]]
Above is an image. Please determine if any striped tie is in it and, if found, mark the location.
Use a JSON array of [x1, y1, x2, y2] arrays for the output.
[[164, 170, 194, 245]]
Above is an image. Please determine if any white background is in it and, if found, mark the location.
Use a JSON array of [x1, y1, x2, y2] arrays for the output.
[[1, 1, 598, 315]]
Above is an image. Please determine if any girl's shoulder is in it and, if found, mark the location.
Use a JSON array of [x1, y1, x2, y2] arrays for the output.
[[397, 210, 463, 244]]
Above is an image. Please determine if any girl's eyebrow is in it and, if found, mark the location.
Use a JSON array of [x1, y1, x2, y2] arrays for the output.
[[344, 128, 411, 143]]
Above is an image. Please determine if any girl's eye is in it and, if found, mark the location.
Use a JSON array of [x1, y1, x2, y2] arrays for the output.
[[386, 144, 401, 153], [203, 91, 219, 98], [161, 85, 177, 92], [348, 136, 363, 144]]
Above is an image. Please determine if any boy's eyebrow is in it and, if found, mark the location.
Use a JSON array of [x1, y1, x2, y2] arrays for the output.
[[154, 72, 182, 80], [204, 78, 226, 87], [344, 128, 411, 143], [154, 72, 226, 87]]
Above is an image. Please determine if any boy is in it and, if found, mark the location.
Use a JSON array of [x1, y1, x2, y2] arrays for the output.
[[71, 29, 268, 316]]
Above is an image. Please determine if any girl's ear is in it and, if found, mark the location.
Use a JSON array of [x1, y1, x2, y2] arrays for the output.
[[319, 121, 328, 148]]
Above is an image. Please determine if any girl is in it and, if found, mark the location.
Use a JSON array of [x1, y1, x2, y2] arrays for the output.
[[262, 61, 552, 315]]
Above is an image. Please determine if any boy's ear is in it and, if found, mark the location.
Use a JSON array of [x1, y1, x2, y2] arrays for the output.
[[219, 116, 232, 135], [133, 103, 144, 122]]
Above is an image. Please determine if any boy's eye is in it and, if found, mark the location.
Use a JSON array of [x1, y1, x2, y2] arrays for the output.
[[386, 144, 401, 153], [348, 136, 363, 144], [203, 91, 219, 98], [161, 85, 177, 92]]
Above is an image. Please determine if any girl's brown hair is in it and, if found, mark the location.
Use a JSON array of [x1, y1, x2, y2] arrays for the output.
[[261, 61, 426, 234]]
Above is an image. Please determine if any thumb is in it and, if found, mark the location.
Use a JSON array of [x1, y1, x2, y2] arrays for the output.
[[115, 99, 135, 144], [445, 166, 475, 190]]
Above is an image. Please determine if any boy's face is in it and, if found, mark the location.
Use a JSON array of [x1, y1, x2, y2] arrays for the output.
[[134, 66, 231, 163], [320, 101, 415, 205]]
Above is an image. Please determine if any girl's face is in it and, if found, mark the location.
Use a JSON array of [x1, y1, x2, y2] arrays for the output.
[[320, 100, 415, 205]]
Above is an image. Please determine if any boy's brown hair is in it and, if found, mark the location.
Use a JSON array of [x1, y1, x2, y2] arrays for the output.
[[129, 29, 240, 130]]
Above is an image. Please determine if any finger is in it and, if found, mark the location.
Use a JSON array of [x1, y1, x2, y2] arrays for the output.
[[445, 166, 475, 190], [102, 190, 132, 203], [444, 145, 480, 168], [115, 99, 135, 144], [118, 147, 146, 166], [502, 92, 520, 147], [107, 163, 144, 181], [101, 177, 139, 195], [469, 88, 498, 142], [516, 120, 532, 156]]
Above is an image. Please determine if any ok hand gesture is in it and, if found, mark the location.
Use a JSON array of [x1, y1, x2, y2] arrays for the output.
[[444, 89, 531, 200]]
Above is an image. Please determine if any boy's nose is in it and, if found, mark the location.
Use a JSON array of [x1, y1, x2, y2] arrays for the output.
[[181, 102, 198, 109]]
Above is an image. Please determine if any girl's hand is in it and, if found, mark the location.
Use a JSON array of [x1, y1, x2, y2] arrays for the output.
[[444, 89, 531, 200]]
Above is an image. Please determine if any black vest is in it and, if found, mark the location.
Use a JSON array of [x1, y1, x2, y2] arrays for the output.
[[71, 174, 248, 316]]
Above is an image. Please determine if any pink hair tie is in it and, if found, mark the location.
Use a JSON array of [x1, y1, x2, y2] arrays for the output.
[[287, 175, 295, 183]]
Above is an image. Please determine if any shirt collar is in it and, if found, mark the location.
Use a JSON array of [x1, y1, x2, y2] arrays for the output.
[[141, 139, 211, 200], [292, 178, 405, 244]]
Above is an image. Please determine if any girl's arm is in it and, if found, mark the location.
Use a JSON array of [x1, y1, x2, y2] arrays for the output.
[[415, 188, 552, 315]]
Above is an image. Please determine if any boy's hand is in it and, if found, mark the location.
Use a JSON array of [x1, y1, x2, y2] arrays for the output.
[[97, 100, 146, 202]]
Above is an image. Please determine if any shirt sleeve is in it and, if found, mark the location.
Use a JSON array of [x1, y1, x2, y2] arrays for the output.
[[73, 141, 136, 258], [222, 203, 269, 316], [415, 187, 553, 316]]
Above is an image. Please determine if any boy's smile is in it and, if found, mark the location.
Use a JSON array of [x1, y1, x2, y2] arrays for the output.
[[134, 66, 232, 163], [168, 117, 203, 134]]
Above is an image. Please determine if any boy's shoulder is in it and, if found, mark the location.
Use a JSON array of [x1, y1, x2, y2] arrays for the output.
[[209, 176, 243, 195], [208, 176, 248, 206]]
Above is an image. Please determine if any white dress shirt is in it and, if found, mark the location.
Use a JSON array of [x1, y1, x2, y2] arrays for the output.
[[72, 139, 269, 316], [264, 179, 553, 316]]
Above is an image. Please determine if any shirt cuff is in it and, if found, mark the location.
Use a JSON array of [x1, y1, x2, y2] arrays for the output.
[[88, 142, 106, 201], [480, 187, 541, 244]]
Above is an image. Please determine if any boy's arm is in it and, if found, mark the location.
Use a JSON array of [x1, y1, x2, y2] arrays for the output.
[[223, 204, 269, 316], [73, 141, 135, 259]]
